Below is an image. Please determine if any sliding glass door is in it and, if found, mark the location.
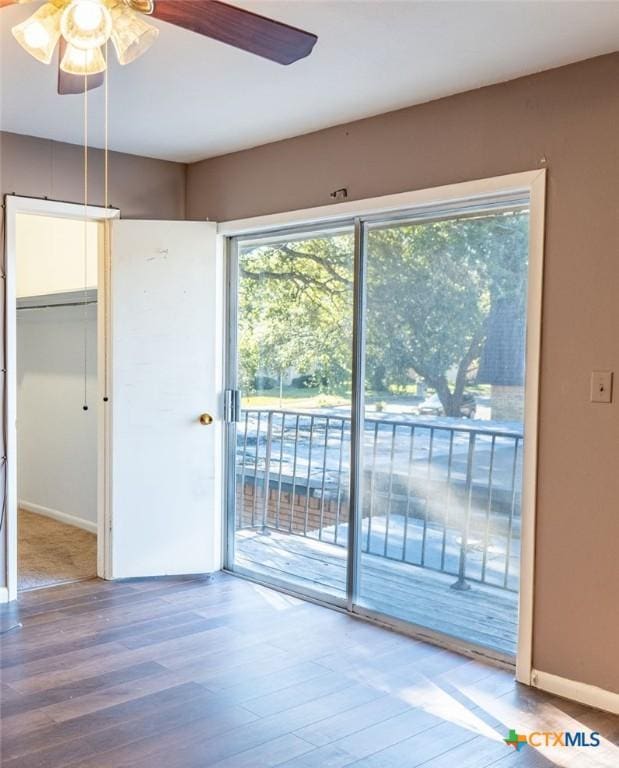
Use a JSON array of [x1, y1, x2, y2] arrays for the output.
[[227, 226, 354, 601], [356, 209, 528, 656], [226, 199, 530, 659]]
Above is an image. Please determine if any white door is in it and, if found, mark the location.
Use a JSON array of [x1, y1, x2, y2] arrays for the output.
[[108, 220, 222, 578]]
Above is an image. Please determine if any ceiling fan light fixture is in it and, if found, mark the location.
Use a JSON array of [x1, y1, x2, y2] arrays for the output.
[[60, 40, 107, 74], [11, 0, 64, 65], [109, 2, 158, 65], [61, 0, 112, 50], [6, 0, 319, 98]]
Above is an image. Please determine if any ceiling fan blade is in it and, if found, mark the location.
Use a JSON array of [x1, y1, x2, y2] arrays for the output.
[[57, 39, 104, 95], [151, 0, 317, 65]]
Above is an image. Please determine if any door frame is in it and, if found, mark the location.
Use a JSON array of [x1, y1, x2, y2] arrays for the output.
[[3, 195, 119, 601], [219, 170, 546, 683]]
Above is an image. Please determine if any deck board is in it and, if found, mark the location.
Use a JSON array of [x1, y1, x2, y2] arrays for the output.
[[235, 529, 518, 656]]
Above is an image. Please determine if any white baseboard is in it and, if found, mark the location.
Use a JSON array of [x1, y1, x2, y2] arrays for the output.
[[0, 587, 9, 604], [532, 669, 619, 715], [19, 501, 98, 535]]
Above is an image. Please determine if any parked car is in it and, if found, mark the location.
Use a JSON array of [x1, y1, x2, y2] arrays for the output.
[[418, 392, 477, 418]]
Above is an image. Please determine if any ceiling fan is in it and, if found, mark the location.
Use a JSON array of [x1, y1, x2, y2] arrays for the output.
[[2, 0, 318, 95]]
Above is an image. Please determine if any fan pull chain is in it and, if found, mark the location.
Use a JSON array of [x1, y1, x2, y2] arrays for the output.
[[104, 41, 109, 211], [103, 41, 110, 405], [82, 67, 89, 412]]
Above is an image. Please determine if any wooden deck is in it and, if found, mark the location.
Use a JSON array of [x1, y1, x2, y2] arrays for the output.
[[235, 530, 519, 656]]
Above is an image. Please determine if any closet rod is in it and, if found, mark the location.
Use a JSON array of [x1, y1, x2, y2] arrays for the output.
[[17, 300, 97, 311]]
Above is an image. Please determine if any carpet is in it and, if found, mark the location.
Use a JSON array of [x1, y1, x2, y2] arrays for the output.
[[18, 509, 97, 591]]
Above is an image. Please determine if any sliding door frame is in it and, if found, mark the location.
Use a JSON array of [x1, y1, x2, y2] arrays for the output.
[[220, 170, 546, 680], [223, 235, 238, 573], [223, 223, 356, 610], [347, 218, 366, 610]]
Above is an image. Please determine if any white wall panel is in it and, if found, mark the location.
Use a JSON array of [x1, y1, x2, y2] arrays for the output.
[[17, 304, 97, 528], [109, 221, 221, 578]]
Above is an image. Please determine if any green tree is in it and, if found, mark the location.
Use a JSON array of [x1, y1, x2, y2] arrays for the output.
[[365, 212, 527, 415], [238, 211, 528, 417], [239, 233, 353, 394]]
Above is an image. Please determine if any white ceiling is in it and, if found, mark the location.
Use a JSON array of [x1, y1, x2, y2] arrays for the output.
[[1, 1, 617, 163]]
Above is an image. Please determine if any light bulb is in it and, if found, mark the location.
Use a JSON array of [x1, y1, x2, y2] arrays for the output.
[[73, 2, 104, 33], [61, 0, 112, 50], [23, 21, 50, 51], [12, 1, 64, 65]]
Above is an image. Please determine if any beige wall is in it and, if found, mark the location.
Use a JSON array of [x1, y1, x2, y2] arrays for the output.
[[187, 53, 619, 693], [0, 131, 186, 219]]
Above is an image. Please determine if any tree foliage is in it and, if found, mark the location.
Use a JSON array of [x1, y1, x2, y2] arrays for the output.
[[239, 233, 353, 393], [238, 211, 528, 416]]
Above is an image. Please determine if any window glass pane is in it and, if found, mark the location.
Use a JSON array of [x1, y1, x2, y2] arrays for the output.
[[357, 207, 529, 656], [233, 227, 354, 600]]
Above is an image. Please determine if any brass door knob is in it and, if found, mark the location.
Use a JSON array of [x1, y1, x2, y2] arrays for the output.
[[199, 413, 213, 425]]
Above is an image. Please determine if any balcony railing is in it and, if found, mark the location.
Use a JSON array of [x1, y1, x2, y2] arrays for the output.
[[235, 409, 523, 592]]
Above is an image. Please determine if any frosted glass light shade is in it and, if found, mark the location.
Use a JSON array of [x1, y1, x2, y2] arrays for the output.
[[60, 42, 107, 75], [11, 1, 64, 65], [109, 2, 158, 65], [61, 0, 112, 50]]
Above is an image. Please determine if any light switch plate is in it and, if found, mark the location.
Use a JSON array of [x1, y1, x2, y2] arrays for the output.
[[590, 371, 613, 403]]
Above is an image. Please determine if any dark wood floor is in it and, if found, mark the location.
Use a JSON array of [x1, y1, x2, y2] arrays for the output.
[[0, 574, 616, 768]]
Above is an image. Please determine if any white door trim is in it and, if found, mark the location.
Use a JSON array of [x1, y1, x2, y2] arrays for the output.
[[516, 170, 546, 684], [3, 195, 119, 601], [218, 171, 544, 235], [218, 170, 547, 683]]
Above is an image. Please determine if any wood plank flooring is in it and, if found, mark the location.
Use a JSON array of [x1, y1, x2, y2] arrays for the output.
[[0, 574, 617, 768]]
